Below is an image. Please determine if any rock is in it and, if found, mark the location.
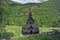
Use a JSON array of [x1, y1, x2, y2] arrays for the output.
[[53, 29, 60, 34], [43, 29, 60, 36]]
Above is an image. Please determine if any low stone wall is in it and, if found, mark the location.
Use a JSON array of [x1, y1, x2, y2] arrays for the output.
[[40, 29, 60, 36], [0, 39, 6, 40]]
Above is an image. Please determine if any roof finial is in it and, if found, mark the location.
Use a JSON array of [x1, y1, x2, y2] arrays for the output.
[[29, 7, 32, 16]]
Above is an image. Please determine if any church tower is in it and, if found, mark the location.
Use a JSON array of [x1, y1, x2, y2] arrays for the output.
[[22, 10, 39, 35]]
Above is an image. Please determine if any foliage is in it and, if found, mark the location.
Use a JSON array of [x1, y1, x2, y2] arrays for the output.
[[0, 0, 60, 39], [2, 0, 60, 27], [2, 32, 14, 39], [0, 0, 60, 27], [15, 34, 60, 40], [0, 0, 14, 39]]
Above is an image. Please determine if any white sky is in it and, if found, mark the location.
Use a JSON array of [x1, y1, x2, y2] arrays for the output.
[[12, 0, 48, 4]]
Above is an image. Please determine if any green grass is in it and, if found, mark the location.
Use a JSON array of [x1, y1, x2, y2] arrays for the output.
[[5, 25, 60, 40], [15, 34, 60, 40], [1, 0, 60, 40], [5, 25, 22, 36], [2, 0, 60, 27], [5, 25, 60, 37]]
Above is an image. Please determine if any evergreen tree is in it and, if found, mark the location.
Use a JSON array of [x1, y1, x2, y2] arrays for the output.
[[0, 0, 10, 38]]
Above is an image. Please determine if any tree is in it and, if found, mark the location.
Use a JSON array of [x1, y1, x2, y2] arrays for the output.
[[0, 0, 13, 39]]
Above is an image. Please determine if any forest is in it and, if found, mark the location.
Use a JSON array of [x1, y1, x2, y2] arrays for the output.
[[0, 0, 60, 40]]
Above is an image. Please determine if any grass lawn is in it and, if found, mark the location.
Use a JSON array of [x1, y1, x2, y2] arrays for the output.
[[15, 34, 60, 40], [5, 25, 60, 40], [5, 25, 60, 37]]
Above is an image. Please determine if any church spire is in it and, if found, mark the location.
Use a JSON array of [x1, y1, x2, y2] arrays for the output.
[[22, 8, 39, 35], [27, 9, 34, 24]]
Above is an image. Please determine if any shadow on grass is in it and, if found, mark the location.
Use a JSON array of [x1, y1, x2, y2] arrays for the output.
[[16, 34, 60, 40], [0, 32, 14, 40]]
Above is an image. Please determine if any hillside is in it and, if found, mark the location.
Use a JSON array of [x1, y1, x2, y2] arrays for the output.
[[0, 0, 60, 40], [1, 0, 60, 27]]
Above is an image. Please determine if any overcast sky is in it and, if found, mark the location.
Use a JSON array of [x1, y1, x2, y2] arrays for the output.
[[12, 0, 48, 4]]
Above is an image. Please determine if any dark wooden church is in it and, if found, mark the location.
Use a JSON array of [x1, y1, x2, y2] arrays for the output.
[[22, 11, 39, 35]]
